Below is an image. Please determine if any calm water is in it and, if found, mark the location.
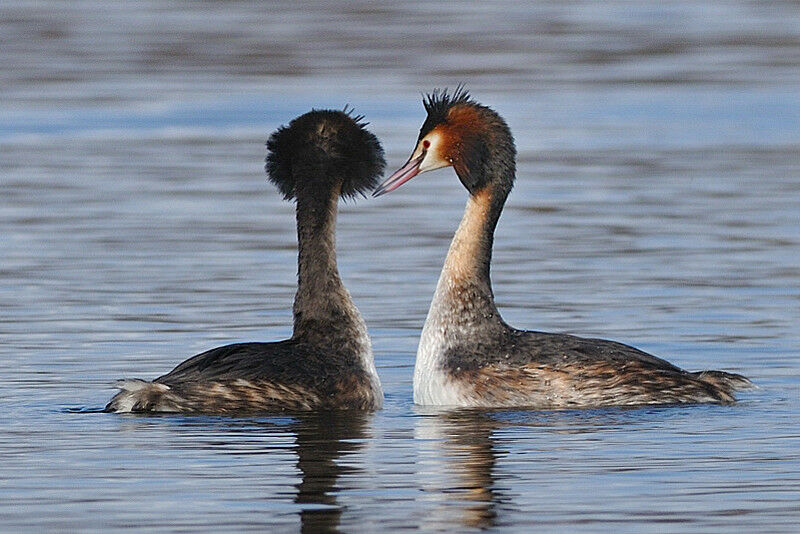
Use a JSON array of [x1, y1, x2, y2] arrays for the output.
[[2, 1, 799, 532]]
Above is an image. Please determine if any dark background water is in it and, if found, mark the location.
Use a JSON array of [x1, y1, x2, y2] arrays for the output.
[[1, 1, 799, 531]]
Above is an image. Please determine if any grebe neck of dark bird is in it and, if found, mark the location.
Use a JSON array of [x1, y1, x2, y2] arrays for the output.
[[292, 186, 366, 345]]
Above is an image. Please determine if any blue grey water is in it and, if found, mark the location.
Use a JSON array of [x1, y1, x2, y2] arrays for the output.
[[1, 1, 799, 531]]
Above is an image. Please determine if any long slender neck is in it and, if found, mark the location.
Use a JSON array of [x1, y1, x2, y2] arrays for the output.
[[430, 185, 508, 330], [292, 189, 360, 341]]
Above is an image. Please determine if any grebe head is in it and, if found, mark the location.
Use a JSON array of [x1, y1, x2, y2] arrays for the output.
[[267, 108, 385, 201], [373, 88, 515, 197]]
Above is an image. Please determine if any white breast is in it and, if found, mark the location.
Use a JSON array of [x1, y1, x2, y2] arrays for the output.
[[413, 285, 470, 406]]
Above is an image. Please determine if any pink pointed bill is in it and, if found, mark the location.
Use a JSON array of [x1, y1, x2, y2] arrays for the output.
[[372, 154, 425, 197]]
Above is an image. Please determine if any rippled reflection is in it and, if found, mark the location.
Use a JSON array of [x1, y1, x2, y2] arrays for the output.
[[413, 406, 724, 529], [416, 410, 506, 529], [105, 412, 370, 532], [293, 412, 370, 534]]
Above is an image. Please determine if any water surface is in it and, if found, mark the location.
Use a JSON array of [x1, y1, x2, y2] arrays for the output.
[[1, 1, 799, 531]]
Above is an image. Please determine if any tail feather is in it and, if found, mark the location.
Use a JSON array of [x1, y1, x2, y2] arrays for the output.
[[105, 379, 173, 413], [691, 370, 754, 395]]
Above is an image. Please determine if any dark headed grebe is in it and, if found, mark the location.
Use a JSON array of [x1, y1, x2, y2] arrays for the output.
[[374, 88, 751, 408], [106, 109, 385, 413]]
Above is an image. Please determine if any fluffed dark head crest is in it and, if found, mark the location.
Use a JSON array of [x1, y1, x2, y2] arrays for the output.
[[265, 108, 385, 201]]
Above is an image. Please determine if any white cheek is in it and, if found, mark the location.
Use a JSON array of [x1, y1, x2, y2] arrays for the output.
[[418, 131, 452, 172]]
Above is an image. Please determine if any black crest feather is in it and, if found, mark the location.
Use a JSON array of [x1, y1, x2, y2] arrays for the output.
[[266, 108, 385, 201], [419, 85, 473, 138]]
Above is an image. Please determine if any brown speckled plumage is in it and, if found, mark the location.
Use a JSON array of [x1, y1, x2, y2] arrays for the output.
[[376, 88, 751, 408], [106, 109, 385, 414]]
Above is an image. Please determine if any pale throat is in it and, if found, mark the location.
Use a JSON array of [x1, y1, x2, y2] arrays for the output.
[[424, 186, 501, 337], [441, 187, 493, 288]]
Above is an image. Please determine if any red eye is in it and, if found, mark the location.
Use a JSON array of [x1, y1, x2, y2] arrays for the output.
[[422, 139, 430, 149]]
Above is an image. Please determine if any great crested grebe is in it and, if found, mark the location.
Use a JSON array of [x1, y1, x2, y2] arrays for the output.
[[106, 109, 385, 413], [374, 88, 751, 408]]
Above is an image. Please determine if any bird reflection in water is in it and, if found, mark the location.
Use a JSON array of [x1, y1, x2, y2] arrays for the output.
[[116, 412, 372, 533], [293, 411, 370, 533], [416, 410, 508, 529]]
